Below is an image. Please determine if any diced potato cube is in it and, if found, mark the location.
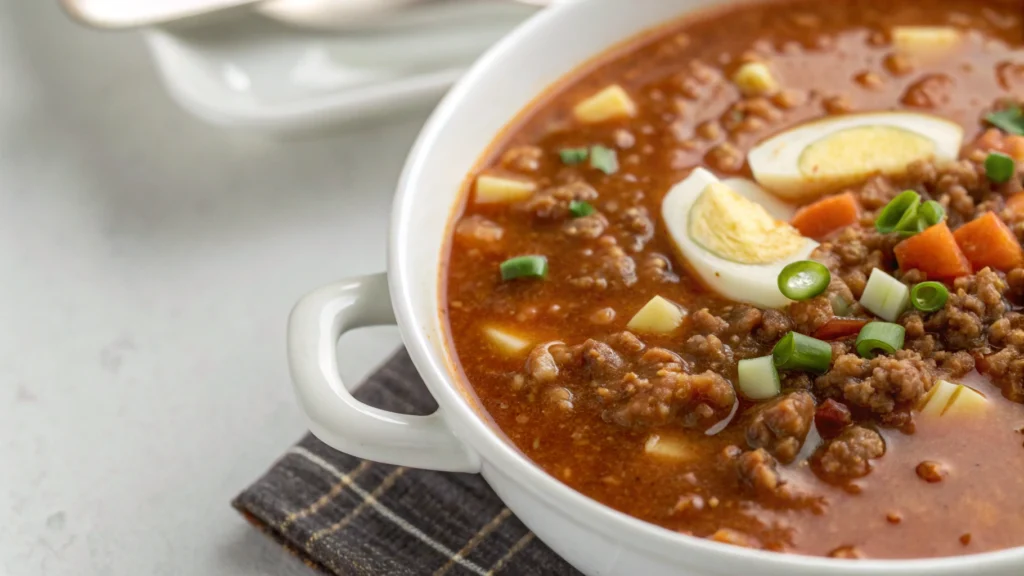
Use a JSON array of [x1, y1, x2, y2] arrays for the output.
[[892, 26, 962, 55], [572, 85, 637, 124], [918, 379, 988, 417], [644, 434, 695, 462], [482, 325, 531, 356], [732, 62, 779, 97], [626, 296, 686, 334], [942, 385, 988, 416], [918, 379, 958, 416], [474, 174, 537, 204]]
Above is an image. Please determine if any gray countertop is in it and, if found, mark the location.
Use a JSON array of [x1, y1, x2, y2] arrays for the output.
[[0, 1, 419, 574]]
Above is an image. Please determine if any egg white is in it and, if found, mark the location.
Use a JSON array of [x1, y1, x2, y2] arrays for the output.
[[748, 111, 964, 201], [663, 168, 818, 309]]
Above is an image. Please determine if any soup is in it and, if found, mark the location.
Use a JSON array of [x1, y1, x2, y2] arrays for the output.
[[443, 0, 1024, 559]]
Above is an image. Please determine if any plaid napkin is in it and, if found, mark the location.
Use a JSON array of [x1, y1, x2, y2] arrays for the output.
[[233, 349, 581, 576]]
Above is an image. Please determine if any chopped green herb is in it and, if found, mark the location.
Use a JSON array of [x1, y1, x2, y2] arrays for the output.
[[559, 147, 589, 165], [589, 145, 619, 175], [876, 190, 920, 234], [737, 355, 780, 401], [777, 261, 831, 301], [569, 200, 596, 218], [499, 255, 548, 281], [855, 321, 906, 359], [985, 106, 1024, 136], [829, 293, 853, 317], [860, 268, 910, 322], [894, 199, 926, 236], [985, 151, 1016, 183], [918, 200, 946, 228], [772, 332, 832, 374], [910, 281, 949, 313]]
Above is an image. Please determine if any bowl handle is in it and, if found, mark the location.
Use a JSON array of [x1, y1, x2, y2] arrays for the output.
[[287, 273, 481, 473]]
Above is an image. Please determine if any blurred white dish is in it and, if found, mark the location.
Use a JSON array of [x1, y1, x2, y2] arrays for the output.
[[62, 0, 259, 28], [144, 1, 538, 135], [257, 0, 422, 29]]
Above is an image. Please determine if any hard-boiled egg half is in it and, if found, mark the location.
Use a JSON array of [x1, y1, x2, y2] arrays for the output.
[[663, 168, 817, 309], [749, 112, 963, 201]]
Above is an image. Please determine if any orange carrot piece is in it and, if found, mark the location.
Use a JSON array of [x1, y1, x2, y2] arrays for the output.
[[1008, 135, 1024, 162], [791, 192, 860, 239], [1006, 193, 1024, 217], [953, 211, 1024, 271], [813, 318, 869, 341], [894, 222, 972, 279]]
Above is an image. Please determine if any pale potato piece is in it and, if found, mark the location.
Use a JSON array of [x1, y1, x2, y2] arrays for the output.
[[572, 85, 637, 124], [918, 380, 988, 417], [942, 385, 988, 417], [474, 174, 537, 204], [918, 379, 958, 416], [892, 26, 962, 55], [644, 434, 695, 462], [732, 62, 779, 97], [626, 296, 686, 334], [482, 325, 531, 356]]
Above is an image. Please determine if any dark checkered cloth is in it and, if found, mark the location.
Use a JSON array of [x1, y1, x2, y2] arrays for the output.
[[233, 349, 581, 575]]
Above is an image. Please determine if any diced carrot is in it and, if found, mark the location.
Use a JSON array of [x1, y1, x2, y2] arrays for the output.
[[1007, 135, 1024, 162], [973, 128, 1005, 154], [972, 128, 1024, 162], [894, 222, 972, 279], [791, 192, 860, 239], [813, 318, 870, 341], [1006, 193, 1024, 217], [953, 211, 1024, 271]]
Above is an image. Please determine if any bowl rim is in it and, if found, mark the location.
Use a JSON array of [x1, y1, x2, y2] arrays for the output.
[[390, 0, 1024, 572]]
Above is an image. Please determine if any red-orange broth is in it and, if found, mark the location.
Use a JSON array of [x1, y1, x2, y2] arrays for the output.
[[444, 0, 1024, 558]]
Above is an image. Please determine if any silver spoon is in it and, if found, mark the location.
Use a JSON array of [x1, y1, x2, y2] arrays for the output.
[[62, 0, 554, 30]]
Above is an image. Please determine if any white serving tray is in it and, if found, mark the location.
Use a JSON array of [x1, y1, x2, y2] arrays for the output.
[[143, 1, 539, 135]]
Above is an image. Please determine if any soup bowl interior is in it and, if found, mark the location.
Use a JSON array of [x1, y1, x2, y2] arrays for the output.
[[382, 0, 1024, 574]]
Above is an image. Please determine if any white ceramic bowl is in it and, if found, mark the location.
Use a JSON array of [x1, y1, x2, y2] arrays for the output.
[[287, 0, 1024, 574]]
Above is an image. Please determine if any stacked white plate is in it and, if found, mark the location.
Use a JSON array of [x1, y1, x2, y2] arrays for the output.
[[139, 1, 539, 134]]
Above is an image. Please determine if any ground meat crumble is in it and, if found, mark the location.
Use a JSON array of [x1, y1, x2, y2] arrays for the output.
[[745, 391, 815, 464], [814, 426, 886, 483], [502, 109, 1024, 539], [815, 350, 933, 415]]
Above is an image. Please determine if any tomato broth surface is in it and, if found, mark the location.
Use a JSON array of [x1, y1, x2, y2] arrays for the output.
[[444, 0, 1024, 558]]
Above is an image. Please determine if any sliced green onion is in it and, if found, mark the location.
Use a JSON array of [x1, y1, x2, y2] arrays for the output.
[[829, 293, 853, 317], [500, 255, 548, 281], [772, 332, 832, 373], [855, 321, 906, 359], [569, 200, 596, 218], [778, 261, 831, 301], [986, 106, 1024, 136], [876, 190, 920, 234], [559, 147, 589, 165], [910, 281, 949, 313], [918, 200, 945, 228], [737, 355, 780, 401], [859, 268, 910, 322], [895, 201, 925, 236], [590, 145, 619, 175], [985, 152, 1016, 184]]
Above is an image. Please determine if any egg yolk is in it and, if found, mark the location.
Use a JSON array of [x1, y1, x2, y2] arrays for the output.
[[688, 182, 805, 264], [799, 125, 936, 181]]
